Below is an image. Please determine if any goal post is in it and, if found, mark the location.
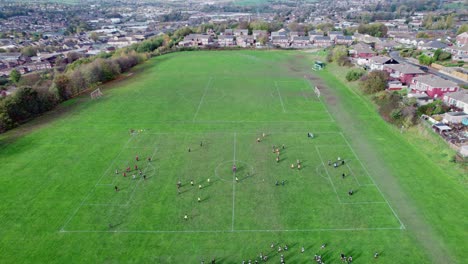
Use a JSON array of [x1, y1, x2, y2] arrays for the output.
[[90, 88, 103, 99], [314, 86, 321, 98]]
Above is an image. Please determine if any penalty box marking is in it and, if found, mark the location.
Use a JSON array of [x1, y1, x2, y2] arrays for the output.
[[274, 80, 334, 119], [315, 144, 399, 215], [60, 135, 135, 231]]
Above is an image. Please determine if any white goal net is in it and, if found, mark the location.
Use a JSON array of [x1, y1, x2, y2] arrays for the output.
[[314, 86, 321, 98], [90, 88, 103, 99]]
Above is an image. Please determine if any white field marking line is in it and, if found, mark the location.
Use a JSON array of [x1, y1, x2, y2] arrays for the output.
[[339, 132, 406, 229], [76, 120, 336, 124], [59, 226, 402, 234], [231, 132, 237, 231], [344, 162, 363, 187], [314, 145, 342, 204], [85, 203, 129, 207], [124, 148, 159, 206], [60, 136, 134, 231], [192, 77, 213, 121], [274, 81, 286, 113], [304, 79, 336, 122], [140, 131, 343, 136], [98, 136, 135, 185], [315, 164, 330, 181], [340, 201, 387, 204]]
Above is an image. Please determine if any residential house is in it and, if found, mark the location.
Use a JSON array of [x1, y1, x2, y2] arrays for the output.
[[291, 36, 311, 48], [24, 61, 52, 72], [418, 40, 448, 51], [0, 53, 22, 63], [384, 64, 425, 85], [233, 29, 248, 37], [445, 45, 468, 62], [443, 90, 468, 113], [236, 35, 255, 48], [335, 35, 353, 46], [456, 32, 468, 47], [375, 39, 398, 51], [328, 31, 344, 41], [353, 33, 380, 45], [410, 75, 459, 98], [408, 93, 434, 106], [0, 39, 16, 50], [313, 36, 333, 48], [271, 31, 287, 38], [443, 112, 468, 124], [252, 30, 267, 40], [289, 31, 305, 39], [181, 34, 214, 47], [387, 80, 403, 91], [368, 56, 398, 71], [217, 35, 235, 47], [107, 36, 139, 48], [349, 43, 375, 58], [271, 36, 289, 48], [308, 31, 323, 41]]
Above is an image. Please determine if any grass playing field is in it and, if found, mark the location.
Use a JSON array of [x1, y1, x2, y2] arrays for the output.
[[0, 50, 465, 263]]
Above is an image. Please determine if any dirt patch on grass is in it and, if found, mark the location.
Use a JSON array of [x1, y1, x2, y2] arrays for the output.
[[304, 73, 338, 106]]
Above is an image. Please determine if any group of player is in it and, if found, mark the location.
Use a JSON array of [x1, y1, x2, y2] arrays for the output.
[[234, 242, 379, 264], [113, 155, 152, 192]]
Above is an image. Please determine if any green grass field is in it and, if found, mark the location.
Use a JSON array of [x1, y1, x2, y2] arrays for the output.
[[0, 50, 466, 263]]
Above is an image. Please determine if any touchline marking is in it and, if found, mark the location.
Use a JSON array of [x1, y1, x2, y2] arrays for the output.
[[59, 226, 403, 234], [341, 202, 387, 204], [274, 81, 286, 113], [315, 146, 342, 203], [84, 203, 122, 206], [231, 132, 237, 231], [141, 131, 343, 135], [339, 132, 406, 229], [60, 136, 134, 231], [192, 77, 213, 121]]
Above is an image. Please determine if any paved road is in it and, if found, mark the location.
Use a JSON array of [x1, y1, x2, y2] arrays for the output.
[[389, 51, 467, 86]]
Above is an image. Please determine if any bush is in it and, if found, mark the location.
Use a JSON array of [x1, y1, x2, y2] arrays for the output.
[[359, 70, 389, 94], [418, 54, 433, 65], [346, 69, 366, 81], [390, 109, 402, 120]]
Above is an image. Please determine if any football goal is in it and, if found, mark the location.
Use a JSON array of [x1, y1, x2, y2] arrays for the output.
[[314, 86, 321, 98], [90, 88, 103, 99]]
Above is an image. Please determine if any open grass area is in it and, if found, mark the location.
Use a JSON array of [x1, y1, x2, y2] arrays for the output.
[[0, 50, 466, 263]]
